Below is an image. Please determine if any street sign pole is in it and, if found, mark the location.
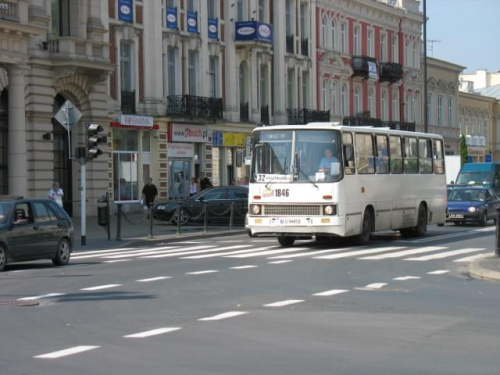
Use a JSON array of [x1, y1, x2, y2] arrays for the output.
[[79, 157, 86, 246]]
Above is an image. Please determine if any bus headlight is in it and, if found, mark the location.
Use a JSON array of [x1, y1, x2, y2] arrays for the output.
[[324, 205, 335, 215], [250, 204, 261, 215]]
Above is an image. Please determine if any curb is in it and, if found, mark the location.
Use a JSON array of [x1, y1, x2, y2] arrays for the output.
[[469, 255, 500, 281]]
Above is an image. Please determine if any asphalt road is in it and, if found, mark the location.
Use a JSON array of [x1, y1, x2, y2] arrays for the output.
[[1, 224, 499, 375]]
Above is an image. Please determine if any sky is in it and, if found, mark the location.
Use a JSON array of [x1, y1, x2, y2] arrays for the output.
[[423, 0, 500, 73]]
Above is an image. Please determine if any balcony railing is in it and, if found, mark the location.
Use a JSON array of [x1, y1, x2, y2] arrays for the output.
[[166, 95, 223, 119], [287, 108, 330, 125], [260, 105, 269, 125], [343, 116, 415, 131], [0, 0, 18, 22], [380, 62, 404, 84], [352, 56, 378, 80], [286, 34, 294, 54], [240, 102, 249, 122], [300, 38, 308, 56], [121, 90, 136, 114], [47, 37, 109, 63]]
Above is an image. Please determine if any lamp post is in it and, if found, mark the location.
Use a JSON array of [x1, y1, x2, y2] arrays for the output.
[[423, 0, 428, 133]]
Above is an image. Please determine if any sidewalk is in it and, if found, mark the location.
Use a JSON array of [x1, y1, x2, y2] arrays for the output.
[[469, 254, 500, 281], [72, 213, 246, 252]]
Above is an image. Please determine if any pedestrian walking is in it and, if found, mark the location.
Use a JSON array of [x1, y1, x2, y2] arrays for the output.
[[199, 172, 213, 191], [141, 178, 158, 217], [48, 182, 64, 208], [189, 177, 199, 197]]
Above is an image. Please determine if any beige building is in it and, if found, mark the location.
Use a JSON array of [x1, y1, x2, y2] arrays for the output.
[[460, 69, 500, 91], [424, 57, 464, 155]]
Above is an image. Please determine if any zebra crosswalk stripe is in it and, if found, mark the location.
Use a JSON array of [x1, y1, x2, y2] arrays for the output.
[[404, 248, 486, 261], [359, 246, 446, 260]]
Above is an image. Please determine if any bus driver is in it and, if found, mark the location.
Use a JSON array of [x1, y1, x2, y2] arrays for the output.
[[318, 148, 338, 171]]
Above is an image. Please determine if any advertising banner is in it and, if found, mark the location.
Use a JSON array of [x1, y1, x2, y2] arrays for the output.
[[187, 12, 198, 33], [235, 21, 272, 43], [166, 7, 177, 29], [118, 0, 133, 22], [208, 18, 218, 39]]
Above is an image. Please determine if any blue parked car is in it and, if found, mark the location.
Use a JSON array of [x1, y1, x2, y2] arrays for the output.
[[446, 187, 500, 226]]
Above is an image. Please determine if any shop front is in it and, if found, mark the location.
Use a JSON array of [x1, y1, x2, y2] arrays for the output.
[[111, 115, 158, 204], [211, 130, 251, 186]]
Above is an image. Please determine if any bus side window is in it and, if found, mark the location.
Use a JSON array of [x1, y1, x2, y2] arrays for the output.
[[342, 132, 355, 175]]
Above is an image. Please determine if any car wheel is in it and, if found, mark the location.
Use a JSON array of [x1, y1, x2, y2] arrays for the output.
[[0, 245, 6, 272], [353, 210, 372, 245], [277, 236, 295, 247], [479, 211, 488, 227], [173, 208, 189, 226], [52, 238, 71, 266]]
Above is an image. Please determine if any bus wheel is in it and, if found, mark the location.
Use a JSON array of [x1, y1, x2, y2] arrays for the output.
[[353, 210, 372, 246], [277, 236, 295, 247], [414, 205, 427, 237]]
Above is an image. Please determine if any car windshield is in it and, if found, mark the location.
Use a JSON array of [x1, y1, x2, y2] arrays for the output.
[[448, 189, 486, 201], [0, 202, 12, 223]]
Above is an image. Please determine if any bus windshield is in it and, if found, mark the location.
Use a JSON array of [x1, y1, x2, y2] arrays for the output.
[[252, 129, 342, 183], [456, 171, 492, 186]]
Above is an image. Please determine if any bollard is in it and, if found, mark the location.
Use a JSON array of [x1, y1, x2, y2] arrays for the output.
[[116, 204, 122, 241], [496, 207, 500, 257], [176, 201, 182, 236], [149, 206, 153, 238], [203, 201, 208, 234], [229, 201, 235, 230]]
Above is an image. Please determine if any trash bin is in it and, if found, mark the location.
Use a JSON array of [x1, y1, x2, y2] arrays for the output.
[[97, 205, 109, 227]]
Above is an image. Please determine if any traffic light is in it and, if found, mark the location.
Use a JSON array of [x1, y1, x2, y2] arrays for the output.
[[87, 123, 106, 159]]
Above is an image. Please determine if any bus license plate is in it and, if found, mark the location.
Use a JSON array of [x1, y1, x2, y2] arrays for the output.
[[275, 218, 302, 225], [449, 214, 464, 219]]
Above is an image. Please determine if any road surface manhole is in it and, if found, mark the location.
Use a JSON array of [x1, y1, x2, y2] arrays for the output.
[[0, 300, 39, 307]]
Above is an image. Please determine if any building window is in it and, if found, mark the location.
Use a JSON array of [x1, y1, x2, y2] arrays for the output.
[[188, 50, 198, 95], [286, 0, 292, 36], [404, 40, 409, 67], [437, 95, 443, 126], [413, 41, 419, 69], [392, 35, 398, 62], [367, 29, 374, 57], [353, 25, 360, 55], [340, 22, 347, 53], [354, 86, 361, 114], [167, 47, 178, 96], [331, 81, 337, 115], [322, 80, 328, 111], [331, 19, 337, 50], [381, 90, 388, 121], [300, 3, 307, 39], [426, 93, 432, 124], [237, 0, 245, 21], [302, 71, 309, 108], [287, 68, 295, 108], [208, 0, 217, 18], [341, 84, 348, 115], [51, 0, 70, 37], [448, 97, 453, 126], [380, 33, 387, 61], [258, 0, 266, 22], [113, 129, 141, 202], [120, 41, 134, 92], [321, 15, 327, 47], [392, 92, 399, 121], [368, 88, 375, 117], [209, 56, 219, 98], [260, 65, 268, 107], [240, 62, 248, 103]]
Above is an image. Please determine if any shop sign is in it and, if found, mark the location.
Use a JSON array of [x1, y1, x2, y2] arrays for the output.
[[120, 115, 154, 127], [169, 123, 211, 143], [223, 132, 247, 147], [167, 143, 195, 158]]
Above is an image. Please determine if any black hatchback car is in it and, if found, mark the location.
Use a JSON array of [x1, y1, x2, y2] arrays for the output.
[[0, 196, 74, 271], [153, 186, 248, 225]]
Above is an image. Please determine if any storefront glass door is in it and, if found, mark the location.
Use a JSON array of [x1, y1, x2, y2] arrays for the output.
[[169, 159, 191, 200]]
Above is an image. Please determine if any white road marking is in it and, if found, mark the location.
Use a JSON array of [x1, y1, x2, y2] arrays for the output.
[[402, 228, 488, 243], [186, 270, 219, 275], [453, 253, 488, 263], [104, 259, 131, 263], [142, 245, 248, 259], [72, 247, 179, 259], [199, 311, 248, 321], [355, 283, 387, 290], [268, 247, 353, 259], [18, 293, 65, 301], [263, 299, 305, 307], [81, 284, 121, 291], [393, 276, 421, 281], [359, 246, 446, 260], [227, 247, 310, 258], [124, 327, 181, 338], [405, 248, 486, 261], [35, 346, 100, 359], [427, 270, 449, 275], [314, 247, 406, 260], [268, 260, 293, 264], [180, 246, 274, 259], [230, 265, 258, 270], [136, 276, 171, 282], [313, 289, 349, 296]]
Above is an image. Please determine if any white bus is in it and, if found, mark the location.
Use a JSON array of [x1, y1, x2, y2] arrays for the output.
[[246, 122, 447, 247]]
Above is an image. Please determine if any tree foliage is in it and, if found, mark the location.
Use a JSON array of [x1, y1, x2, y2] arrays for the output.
[[460, 134, 468, 165]]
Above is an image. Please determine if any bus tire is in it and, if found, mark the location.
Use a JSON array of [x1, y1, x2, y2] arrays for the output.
[[353, 210, 372, 246], [277, 236, 295, 247], [414, 204, 427, 237]]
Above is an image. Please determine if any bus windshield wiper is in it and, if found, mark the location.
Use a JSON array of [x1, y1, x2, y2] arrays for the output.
[[294, 152, 318, 188]]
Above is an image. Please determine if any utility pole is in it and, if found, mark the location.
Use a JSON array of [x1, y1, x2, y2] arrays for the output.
[[423, 0, 428, 133]]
